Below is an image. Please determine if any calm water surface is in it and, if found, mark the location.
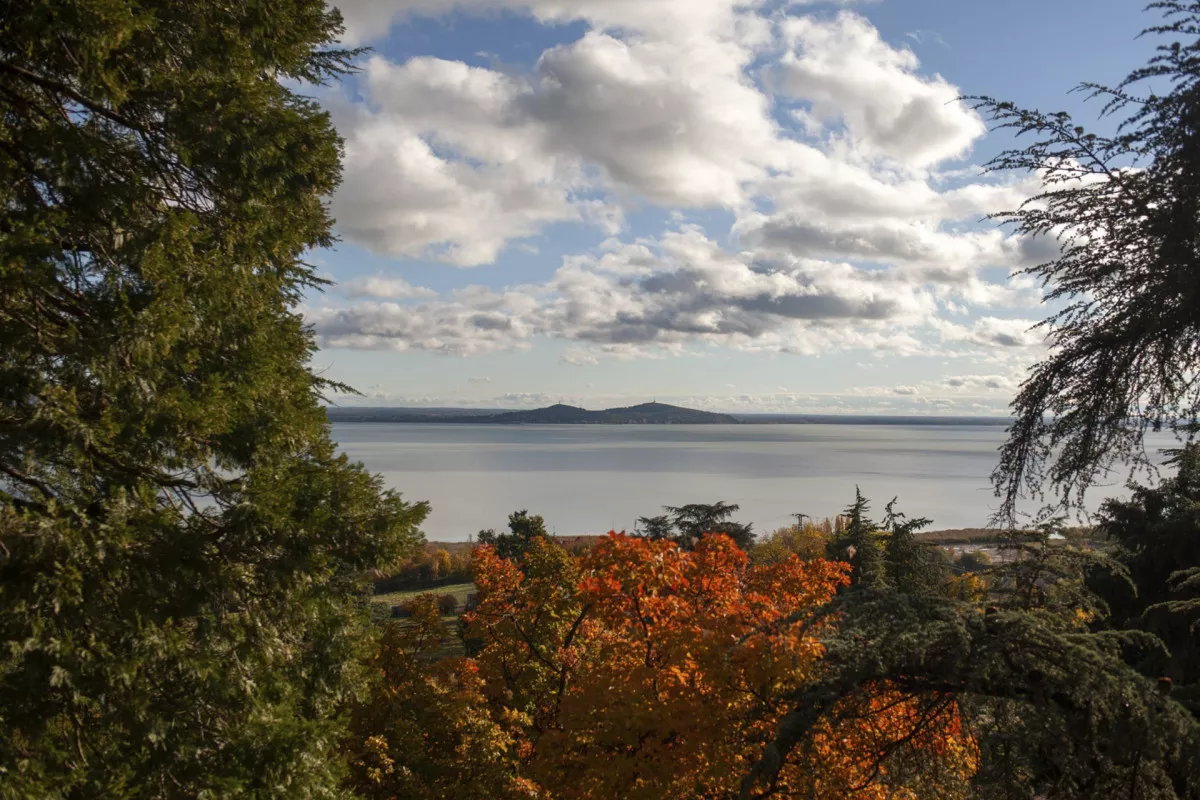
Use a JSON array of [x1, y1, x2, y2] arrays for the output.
[[331, 423, 1177, 541]]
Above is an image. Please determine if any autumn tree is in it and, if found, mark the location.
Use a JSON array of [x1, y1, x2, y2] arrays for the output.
[[463, 534, 976, 799], [0, 1, 427, 794], [976, 1, 1200, 522], [349, 529, 980, 799], [752, 517, 834, 564], [433, 547, 453, 579], [450, 549, 473, 577]]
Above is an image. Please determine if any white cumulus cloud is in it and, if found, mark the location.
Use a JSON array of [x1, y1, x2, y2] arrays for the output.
[[777, 11, 985, 167]]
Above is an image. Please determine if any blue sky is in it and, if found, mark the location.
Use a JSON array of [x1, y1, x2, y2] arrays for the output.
[[307, 0, 1159, 415]]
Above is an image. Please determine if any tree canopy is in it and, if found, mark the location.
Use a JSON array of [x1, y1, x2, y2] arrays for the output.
[[0, 1, 426, 794], [1096, 443, 1200, 715], [745, 491, 1200, 800], [477, 508, 550, 561], [636, 501, 754, 550]]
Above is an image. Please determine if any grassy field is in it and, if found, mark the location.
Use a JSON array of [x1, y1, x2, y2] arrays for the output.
[[371, 582, 476, 660], [919, 527, 1099, 544], [918, 528, 1007, 544], [371, 581, 476, 608]]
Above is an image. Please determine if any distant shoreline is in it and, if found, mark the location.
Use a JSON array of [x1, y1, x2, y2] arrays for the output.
[[326, 406, 1011, 427], [421, 528, 1094, 552]]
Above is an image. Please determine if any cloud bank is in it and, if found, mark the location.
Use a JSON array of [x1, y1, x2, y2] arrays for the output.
[[313, 0, 1052, 404]]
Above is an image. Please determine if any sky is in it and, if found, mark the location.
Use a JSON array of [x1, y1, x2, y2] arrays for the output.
[[305, 0, 1159, 416]]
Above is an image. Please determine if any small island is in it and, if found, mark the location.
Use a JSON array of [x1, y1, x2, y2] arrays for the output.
[[326, 401, 740, 425]]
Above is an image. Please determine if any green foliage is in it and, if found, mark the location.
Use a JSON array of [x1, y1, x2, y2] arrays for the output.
[[746, 591, 1200, 800], [0, 1, 427, 795], [976, 1, 1200, 521], [477, 509, 549, 561], [635, 513, 674, 540], [637, 501, 754, 550], [955, 549, 993, 572], [437, 593, 460, 615], [1098, 443, 1200, 713], [881, 496, 946, 593], [827, 488, 885, 587], [1100, 446, 1200, 612]]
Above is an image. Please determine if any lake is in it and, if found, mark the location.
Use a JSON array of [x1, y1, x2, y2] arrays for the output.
[[331, 423, 1180, 541]]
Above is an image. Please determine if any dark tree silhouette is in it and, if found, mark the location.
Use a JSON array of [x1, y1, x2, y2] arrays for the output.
[[827, 488, 884, 587], [635, 514, 674, 540], [660, 501, 755, 550], [477, 509, 549, 561], [974, 1, 1200, 523]]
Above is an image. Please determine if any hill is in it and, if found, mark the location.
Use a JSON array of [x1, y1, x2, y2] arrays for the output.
[[326, 402, 739, 425]]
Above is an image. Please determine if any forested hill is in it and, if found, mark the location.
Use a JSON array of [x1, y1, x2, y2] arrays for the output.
[[327, 402, 740, 424]]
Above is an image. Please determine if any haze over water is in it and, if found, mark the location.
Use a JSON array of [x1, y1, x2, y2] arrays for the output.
[[332, 422, 1180, 541]]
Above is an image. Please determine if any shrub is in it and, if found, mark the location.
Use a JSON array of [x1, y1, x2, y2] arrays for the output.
[[956, 549, 993, 572]]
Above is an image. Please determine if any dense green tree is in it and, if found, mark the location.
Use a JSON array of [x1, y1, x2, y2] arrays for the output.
[[662, 501, 754, 550], [738, 489, 1200, 798], [776, 12, 1200, 790], [977, 1, 1200, 522], [881, 497, 946, 594], [476, 509, 548, 561], [744, 493, 1200, 799], [955, 549, 993, 573], [634, 513, 674, 541], [826, 488, 885, 587], [0, 2, 426, 796], [1097, 444, 1200, 714], [751, 6, 1200, 790], [633, 502, 754, 550], [743, 591, 1200, 799]]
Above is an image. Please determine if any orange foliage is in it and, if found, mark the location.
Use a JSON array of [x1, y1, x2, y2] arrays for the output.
[[799, 688, 979, 799], [467, 533, 976, 798], [350, 534, 977, 799]]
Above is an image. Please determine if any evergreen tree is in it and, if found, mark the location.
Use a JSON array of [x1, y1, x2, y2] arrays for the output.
[[476, 509, 548, 561], [881, 496, 945, 594], [635, 513, 674, 541], [663, 501, 754, 551], [746, 10, 1200, 791], [743, 587, 1200, 800], [1097, 444, 1200, 714], [0, 2, 426, 795], [746, 489, 1200, 799], [827, 488, 885, 587], [978, 1, 1200, 522]]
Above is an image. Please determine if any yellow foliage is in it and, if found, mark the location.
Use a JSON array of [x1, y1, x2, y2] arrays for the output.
[[752, 519, 835, 564]]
